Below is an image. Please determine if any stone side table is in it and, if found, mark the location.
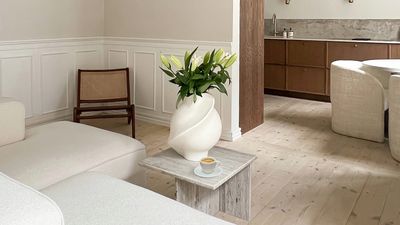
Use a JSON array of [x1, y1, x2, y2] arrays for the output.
[[139, 147, 256, 221]]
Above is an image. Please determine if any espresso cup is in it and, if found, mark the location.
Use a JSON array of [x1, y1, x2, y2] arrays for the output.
[[200, 157, 220, 174]]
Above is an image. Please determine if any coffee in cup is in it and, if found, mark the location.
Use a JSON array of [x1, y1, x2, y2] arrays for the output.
[[200, 157, 220, 174]]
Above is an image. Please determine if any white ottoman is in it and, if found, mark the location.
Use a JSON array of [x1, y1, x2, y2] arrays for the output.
[[43, 172, 233, 225]]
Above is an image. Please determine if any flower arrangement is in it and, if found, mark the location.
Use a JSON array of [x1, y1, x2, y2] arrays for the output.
[[160, 47, 237, 106]]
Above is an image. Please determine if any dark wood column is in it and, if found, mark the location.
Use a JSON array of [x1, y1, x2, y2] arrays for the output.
[[239, 0, 265, 133]]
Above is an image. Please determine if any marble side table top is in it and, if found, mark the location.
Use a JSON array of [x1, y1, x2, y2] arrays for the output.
[[139, 147, 257, 190]]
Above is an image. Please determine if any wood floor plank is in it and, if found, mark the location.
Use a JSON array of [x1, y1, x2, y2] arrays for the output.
[[311, 168, 369, 225], [346, 175, 393, 225], [379, 178, 400, 225], [250, 159, 337, 225]]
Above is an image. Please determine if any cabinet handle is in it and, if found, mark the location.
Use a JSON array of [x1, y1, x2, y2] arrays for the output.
[[354, 44, 358, 47]]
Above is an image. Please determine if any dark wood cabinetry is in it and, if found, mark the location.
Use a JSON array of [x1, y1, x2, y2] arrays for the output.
[[287, 66, 326, 95], [391, 45, 400, 58], [265, 40, 285, 64], [265, 64, 285, 90], [288, 41, 326, 67], [327, 42, 388, 67], [265, 39, 400, 101]]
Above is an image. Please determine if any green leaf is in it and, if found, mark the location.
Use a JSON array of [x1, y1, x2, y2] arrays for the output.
[[184, 51, 190, 63], [203, 52, 211, 64], [185, 47, 198, 71], [217, 83, 228, 95], [191, 74, 204, 80], [198, 81, 216, 93], [160, 67, 175, 78]]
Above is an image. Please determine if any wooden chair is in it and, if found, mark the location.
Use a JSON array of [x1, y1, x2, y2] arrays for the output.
[[73, 68, 135, 138]]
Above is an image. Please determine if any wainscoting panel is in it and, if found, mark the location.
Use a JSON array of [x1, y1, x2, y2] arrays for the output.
[[108, 50, 129, 69], [76, 50, 103, 70], [0, 38, 104, 125], [0, 55, 34, 117], [0, 37, 239, 140], [133, 51, 156, 111], [41, 52, 71, 114]]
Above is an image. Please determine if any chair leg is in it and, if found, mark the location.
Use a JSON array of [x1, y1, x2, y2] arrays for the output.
[[73, 108, 80, 123]]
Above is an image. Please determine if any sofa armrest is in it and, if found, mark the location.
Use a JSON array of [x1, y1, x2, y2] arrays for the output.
[[0, 98, 25, 147], [0, 173, 64, 225]]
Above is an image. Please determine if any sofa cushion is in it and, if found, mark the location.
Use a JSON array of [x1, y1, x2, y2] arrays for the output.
[[0, 121, 145, 190], [43, 172, 233, 225], [0, 172, 64, 225], [0, 98, 25, 147]]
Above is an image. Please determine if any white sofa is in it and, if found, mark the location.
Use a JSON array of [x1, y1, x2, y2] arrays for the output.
[[0, 97, 146, 190], [1, 172, 233, 225], [0, 97, 234, 225]]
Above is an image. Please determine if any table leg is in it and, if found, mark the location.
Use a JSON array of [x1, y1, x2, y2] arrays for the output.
[[175, 165, 251, 221], [176, 179, 219, 215], [219, 165, 251, 221]]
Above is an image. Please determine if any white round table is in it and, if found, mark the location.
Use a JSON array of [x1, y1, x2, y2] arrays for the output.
[[363, 59, 400, 74]]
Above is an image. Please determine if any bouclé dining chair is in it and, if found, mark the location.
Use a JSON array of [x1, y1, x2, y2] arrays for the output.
[[331, 60, 387, 142], [73, 68, 135, 138], [389, 75, 400, 161]]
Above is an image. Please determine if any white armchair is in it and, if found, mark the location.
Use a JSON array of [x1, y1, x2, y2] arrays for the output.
[[389, 75, 400, 161], [331, 60, 387, 142]]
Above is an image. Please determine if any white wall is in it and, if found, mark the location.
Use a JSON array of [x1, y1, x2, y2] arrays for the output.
[[0, 0, 104, 41], [104, 0, 233, 42], [265, 0, 400, 19], [0, 0, 241, 140]]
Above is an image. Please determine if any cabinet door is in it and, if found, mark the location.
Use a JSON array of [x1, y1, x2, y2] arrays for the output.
[[287, 66, 326, 95], [327, 42, 389, 67], [265, 64, 286, 90], [265, 40, 286, 64], [391, 45, 400, 59], [288, 41, 326, 67]]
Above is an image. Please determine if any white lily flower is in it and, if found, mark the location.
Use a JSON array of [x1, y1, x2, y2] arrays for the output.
[[191, 55, 203, 71]]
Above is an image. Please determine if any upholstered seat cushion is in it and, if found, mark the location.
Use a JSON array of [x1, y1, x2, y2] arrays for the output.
[[0, 121, 145, 190], [43, 172, 233, 225], [0, 172, 64, 225]]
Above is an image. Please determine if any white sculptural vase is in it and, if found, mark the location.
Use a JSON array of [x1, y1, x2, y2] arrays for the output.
[[168, 93, 222, 161]]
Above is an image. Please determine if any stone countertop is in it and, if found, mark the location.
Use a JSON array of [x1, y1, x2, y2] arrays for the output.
[[265, 35, 400, 44]]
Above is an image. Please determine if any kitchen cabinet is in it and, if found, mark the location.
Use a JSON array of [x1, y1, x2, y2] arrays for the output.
[[264, 38, 400, 101], [265, 64, 285, 90], [288, 41, 326, 67], [287, 66, 326, 95], [265, 39, 285, 64], [391, 45, 400, 58], [327, 42, 388, 67]]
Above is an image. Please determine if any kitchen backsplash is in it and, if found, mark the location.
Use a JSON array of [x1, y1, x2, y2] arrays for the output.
[[265, 19, 400, 41]]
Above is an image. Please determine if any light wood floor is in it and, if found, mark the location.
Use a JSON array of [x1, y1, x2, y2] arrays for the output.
[[85, 95, 400, 225]]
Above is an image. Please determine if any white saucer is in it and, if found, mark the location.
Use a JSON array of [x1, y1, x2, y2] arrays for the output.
[[194, 166, 223, 178]]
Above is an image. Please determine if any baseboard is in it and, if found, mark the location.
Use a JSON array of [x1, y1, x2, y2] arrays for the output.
[[221, 127, 242, 141], [135, 114, 170, 127], [265, 89, 331, 102]]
